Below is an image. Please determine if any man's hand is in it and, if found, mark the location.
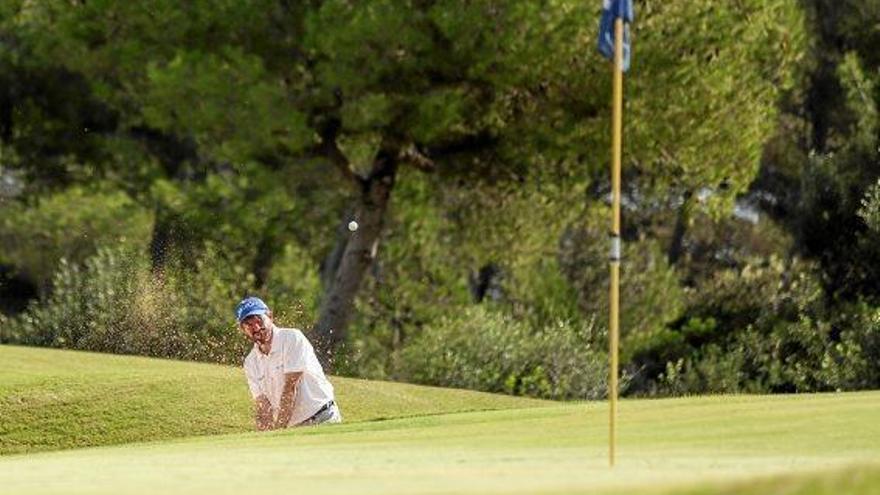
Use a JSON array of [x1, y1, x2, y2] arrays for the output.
[[273, 372, 303, 429], [254, 395, 274, 431]]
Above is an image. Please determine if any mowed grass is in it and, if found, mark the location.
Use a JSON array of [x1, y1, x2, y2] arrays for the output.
[[1, 393, 878, 495], [1, 346, 878, 495], [0, 345, 546, 455]]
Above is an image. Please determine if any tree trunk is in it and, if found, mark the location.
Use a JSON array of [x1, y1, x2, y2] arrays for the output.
[[805, 54, 841, 153], [319, 209, 354, 291], [468, 263, 503, 303], [313, 156, 397, 369], [668, 191, 694, 266]]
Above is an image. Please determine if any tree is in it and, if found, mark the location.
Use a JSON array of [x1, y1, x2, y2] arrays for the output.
[[2, 0, 806, 366], [750, 0, 880, 301]]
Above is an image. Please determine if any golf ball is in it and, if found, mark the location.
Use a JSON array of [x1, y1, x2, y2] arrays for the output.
[[348, 221, 358, 232]]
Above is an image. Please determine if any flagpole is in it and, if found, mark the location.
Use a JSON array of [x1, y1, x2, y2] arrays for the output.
[[609, 16, 624, 469]]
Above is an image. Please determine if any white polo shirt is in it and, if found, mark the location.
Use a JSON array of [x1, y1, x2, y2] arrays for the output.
[[243, 327, 336, 426]]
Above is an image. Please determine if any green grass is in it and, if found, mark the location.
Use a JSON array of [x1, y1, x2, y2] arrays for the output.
[[1, 394, 878, 495], [681, 464, 880, 495], [0, 345, 546, 455], [1, 345, 878, 495]]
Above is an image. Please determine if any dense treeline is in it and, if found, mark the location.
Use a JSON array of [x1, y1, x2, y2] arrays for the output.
[[0, 1, 877, 399]]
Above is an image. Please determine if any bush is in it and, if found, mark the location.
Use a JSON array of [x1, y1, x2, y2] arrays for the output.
[[829, 303, 880, 389], [656, 309, 878, 395], [0, 186, 152, 295], [6, 248, 146, 350], [634, 256, 863, 395], [3, 244, 260, 364], [397, 305, 607, 400], [658, 344, 746, 396], [559, 222, 685, 344], [683, 255, 825, 335], [264, 242, 322, 319]]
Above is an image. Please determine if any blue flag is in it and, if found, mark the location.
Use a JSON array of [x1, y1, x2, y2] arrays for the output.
[[597, 0, 634, 72]]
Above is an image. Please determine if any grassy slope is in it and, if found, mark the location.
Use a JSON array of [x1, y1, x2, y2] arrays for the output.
[[2, 346, 878, 495], [682, 464, 880, 495], [0, 393, 878, 495], [0, 345, 546, 455], [0, 346, 880, 495]]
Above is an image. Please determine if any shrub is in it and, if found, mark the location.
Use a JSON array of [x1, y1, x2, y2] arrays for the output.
[[658, 344, 746, 396], [3, 244, 258, 364], [0, 186, 152, 295], [7, 248, 146, 350], [264, 242, 322, 319], [829, 302, 880, 389], [639, 256, 868, 395], [559, 224, 685, 343], [397, 305, 607, 400], [682, 255, 825, 336], [657, 311, 875, 395]]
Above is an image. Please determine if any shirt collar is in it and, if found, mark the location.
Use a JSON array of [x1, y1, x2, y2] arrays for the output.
[[253, 340, 281, 357]]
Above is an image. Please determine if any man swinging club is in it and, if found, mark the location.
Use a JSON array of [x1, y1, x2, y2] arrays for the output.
[[236, 296, 341, 430]]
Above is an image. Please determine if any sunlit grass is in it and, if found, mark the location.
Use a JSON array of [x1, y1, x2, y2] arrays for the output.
[[1, 345, 878, 495], [1, 394, 878, 495], [0, 345, 547, 455]]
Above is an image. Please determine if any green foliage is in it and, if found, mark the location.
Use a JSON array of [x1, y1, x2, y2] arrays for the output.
[[783, 51, 880, 299], [838, 53, 878, 139], [623, 0, 806, 215], [807, 0, 880, 69], [435, 175, 594, 326], [141, 47, 312, 162], [8, 248, 145, 350], [341, 172, 595, 384], [675, 212, 796, 285], [659, 315, 853, 395], [264, 241, 323, 322], [559, 208, 685, 343], [398, 305, 606, 400], [147, 166, 295, 262], [7, 0, 878, 402], [829, 303, 880, 389], [337, 170, 473, 379], [628, 257, 829, 394], [625, 327, 689, 370], [858, 179, 880, 233], [647, 256, 880, 394], [0, 186, 152, 293], [685, 256, 824, 334], [3, 244, 254, 364]]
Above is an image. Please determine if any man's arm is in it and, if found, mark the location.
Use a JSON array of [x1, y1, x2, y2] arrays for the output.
[[254, 395, 274, 431], [274, 371, 303, 429]]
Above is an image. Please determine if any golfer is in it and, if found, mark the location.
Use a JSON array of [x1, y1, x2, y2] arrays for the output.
[[236, 296, 341, 430]]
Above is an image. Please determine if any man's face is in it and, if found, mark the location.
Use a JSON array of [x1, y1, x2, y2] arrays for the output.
[[239, 313, 272, 346]]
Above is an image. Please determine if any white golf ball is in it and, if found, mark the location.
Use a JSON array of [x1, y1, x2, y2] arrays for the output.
[[348, 221, 358, 232]]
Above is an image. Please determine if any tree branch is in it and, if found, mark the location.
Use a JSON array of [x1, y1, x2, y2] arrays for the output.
[[398, 143, 435, 172], [308, 113, 364, 186]]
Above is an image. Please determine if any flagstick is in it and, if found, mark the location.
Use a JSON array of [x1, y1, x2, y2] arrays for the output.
[[609, 16, 624, 469]]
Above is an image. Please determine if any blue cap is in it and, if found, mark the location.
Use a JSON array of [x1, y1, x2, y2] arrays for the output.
[[235, 297, 269, 323]]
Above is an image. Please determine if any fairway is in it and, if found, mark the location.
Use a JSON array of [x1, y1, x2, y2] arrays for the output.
[[1, 394, 878, 495], [1, 347, 879, 495]]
